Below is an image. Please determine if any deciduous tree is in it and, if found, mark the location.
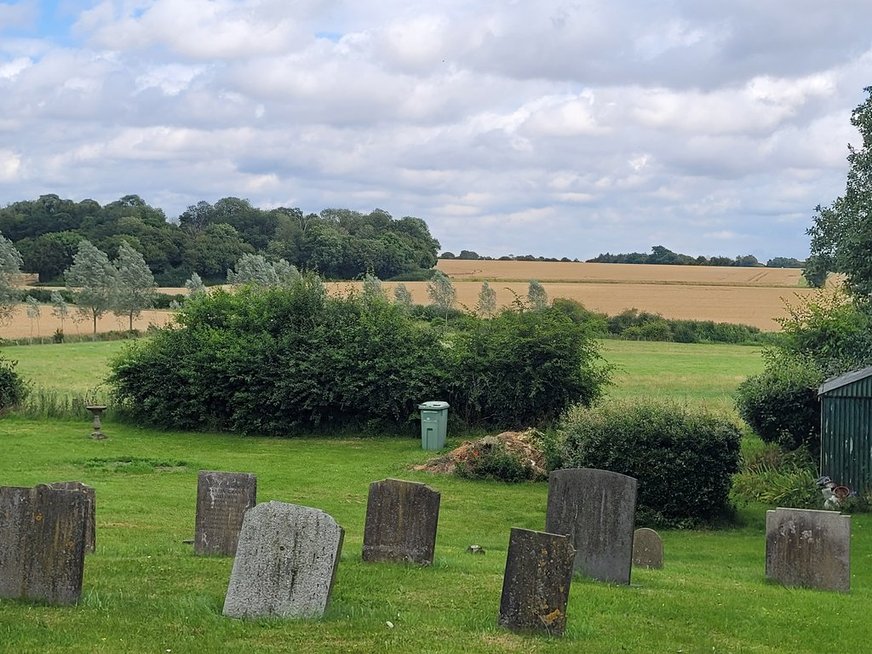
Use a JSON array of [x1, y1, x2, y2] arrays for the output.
[[113, 241, 157, 331], [65, 240, 116, 334]]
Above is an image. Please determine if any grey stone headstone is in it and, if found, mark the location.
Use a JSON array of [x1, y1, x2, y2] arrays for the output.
[[194, 471, 256, 556], [765, 507, 850, 592], [223, 502, 344, 619], [632, 527, 663, 569], [498, 528, 575, 636], [0, 485, 87, 605], [545, 467, 638, 584], [48, 481, 96, 554], [362, 478, 440, 565]]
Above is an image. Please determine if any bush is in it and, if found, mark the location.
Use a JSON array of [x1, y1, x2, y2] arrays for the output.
[[152, 293, 187, 309], [551, 298, 608, 335], [455, 442, 539, 482], [731, 447, 821, 509], [0, 356, 29, 413], [735, 359, 823, 452], [555, 400, 742, 527], [110, 278, 450, 434], [448, 307, 611, 427]]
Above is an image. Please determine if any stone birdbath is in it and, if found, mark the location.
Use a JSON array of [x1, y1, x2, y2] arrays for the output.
[[85, 405, 108, 440]]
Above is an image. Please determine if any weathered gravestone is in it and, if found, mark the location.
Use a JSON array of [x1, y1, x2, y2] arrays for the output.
[[632, 527, 663, 569], [48, 481, 96, 554], [362, 478, 440, 565], [765, 507, 850, 592], [499, 528, 575, 636], [194, 471, 256, 556], [545, 468, 638, 584], [223, 502, 344, 619], [0, 485, 87, 605]]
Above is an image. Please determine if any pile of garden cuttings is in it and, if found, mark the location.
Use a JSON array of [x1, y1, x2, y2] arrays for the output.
[[414, 429, 548, 479]]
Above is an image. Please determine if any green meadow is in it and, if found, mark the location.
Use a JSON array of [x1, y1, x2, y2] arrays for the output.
[[0, 339, 868, 654]]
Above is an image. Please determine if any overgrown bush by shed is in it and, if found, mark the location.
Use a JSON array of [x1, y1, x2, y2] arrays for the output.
[[555, 400, 741, 527], [734, 359, 823, 452]]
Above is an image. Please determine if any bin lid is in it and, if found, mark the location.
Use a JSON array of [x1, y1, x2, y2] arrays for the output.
[[418, 401, 450, 410]]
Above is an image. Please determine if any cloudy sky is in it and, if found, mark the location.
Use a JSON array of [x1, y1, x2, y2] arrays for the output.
[[0, 1, 870, 260]]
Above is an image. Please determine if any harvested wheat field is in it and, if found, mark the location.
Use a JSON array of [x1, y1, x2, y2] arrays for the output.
[[436, 259, 806, 287], [339, 281, 816, 331], [0, 306, 175, 340]]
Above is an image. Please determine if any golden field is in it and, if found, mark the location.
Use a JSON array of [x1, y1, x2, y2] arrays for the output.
[[0, 261, 825, 339], [436, 259, 804, 286], [0, 306, 175, 340]]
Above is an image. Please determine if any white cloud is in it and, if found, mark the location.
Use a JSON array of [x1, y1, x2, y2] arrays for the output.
[[1, 0, 870, 262]]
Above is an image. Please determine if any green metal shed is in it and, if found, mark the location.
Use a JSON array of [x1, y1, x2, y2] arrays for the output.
[[818, 365, 872, 493]]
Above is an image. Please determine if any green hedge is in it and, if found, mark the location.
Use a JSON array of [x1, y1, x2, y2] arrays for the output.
[[0, 356, 28, 413], [555, 400, 741, 527], [735, 359, 823, 452], [109, 278, 610, 434]]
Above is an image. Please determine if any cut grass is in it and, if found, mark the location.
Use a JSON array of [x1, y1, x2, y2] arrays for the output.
[[4, 338, 856, 653], [1, 417, 870, 653]]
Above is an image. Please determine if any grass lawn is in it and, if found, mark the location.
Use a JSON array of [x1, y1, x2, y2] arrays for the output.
[[2, 339, 867, 653]]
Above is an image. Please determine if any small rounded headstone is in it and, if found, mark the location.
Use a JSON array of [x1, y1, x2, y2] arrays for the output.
[[632, 527, 663, 569]]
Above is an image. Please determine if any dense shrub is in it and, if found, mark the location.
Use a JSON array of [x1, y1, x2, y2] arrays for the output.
[[110, 277, 449, 434], [605, 308, 768, 344], [152, 293, 186, 309], [448, 307, 610, 427], [731, 446, 821, 509], [0, 356, 29, 413], [110, 278, 611, 434], [735, 358, 823, 452], [18, 288, 75, 303], [551, 298, 608, 335], [555, 400, 742, 527], [455, 442, 539, 482]]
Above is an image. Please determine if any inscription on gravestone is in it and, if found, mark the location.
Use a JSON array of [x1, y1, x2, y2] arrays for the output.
[[194, 471, 256, 556], [499, 528, 575, 636], [223, 502, 344, 620], [48, 481, 96, 554], [632, 527, 663, 569], [545, 467, 638, 584], [362, 478, 440, 565], [765, 507, 850, 593], [0, 485, 87, 605]]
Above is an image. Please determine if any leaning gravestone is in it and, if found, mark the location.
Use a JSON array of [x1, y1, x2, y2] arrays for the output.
[[545, 468, 638, 584], [362, 478, 440, 565], [499, 528, 575, 636], [632, 527, 663, 569], [0, 485, 87, 605], [48, 481, 96, 554], [765, 507, 850, 592], [223, 502, 344, 619], [194, 471, 256, 556]]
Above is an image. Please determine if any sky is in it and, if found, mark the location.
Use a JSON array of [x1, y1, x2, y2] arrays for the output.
[[0, 1, 870, 261]]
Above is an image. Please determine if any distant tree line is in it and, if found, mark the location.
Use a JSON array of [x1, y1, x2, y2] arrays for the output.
[[586, 245, 803, 268], [440, 250, 579, 263], [0, 194, 440, 285]]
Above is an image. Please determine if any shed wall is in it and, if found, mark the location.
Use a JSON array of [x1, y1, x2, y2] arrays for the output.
[[821, 395, 872, 493]]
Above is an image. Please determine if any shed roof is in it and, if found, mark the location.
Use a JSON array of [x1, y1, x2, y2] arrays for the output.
[[818, 366, 872, 396]]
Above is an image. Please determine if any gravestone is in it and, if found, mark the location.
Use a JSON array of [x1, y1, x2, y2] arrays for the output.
[[223, 502, 344, 619], [765, 507, 850, 592], [48, 481, 96, 554], [362, 478, 440, 565], [498, 528, 575, 636], [632, 527, 663, 569], [0, 485, 87, 605], [545, 467, 638, 584], [194, 471, 256, 556]]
